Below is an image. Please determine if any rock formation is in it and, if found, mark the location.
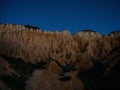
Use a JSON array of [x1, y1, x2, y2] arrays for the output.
[[0, 24, 120, 90]]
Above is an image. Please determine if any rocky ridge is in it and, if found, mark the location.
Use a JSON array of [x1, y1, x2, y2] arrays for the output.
[[0, 24, 120, 90]]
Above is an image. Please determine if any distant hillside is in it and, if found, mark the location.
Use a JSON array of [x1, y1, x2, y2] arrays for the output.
[[0, 24, 120, 90]]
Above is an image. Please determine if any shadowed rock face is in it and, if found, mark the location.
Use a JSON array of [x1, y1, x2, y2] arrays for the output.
[[0, 24, 120, 90]]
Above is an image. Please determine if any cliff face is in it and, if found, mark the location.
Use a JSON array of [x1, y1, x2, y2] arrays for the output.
[[0, 24, 120, 90], [0, 24, 120, 67]]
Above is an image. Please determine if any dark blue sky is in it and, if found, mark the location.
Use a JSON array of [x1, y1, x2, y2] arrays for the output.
[[0, 0, 120, 34]]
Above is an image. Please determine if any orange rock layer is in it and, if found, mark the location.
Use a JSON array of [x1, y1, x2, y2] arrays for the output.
[[0, 24, 120, 73]]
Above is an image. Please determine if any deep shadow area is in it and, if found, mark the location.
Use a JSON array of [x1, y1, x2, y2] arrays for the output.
[[77, 60, 103, 90], [0, 55, 46, 90], [59, 76, 71, 82], [77, 56, 120, 90], [94, 60, 120, 90]]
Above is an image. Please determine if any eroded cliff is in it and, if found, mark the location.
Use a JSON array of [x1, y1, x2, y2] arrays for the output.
[[0, 24, 120, 90]]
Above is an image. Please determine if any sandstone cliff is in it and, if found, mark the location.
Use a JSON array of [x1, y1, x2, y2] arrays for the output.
[[0, 24, 120, 90]]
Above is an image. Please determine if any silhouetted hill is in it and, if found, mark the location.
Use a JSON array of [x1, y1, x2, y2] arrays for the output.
[[0, 24, 120, 90]]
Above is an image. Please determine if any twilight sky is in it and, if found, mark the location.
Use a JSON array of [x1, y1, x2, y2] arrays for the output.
[[0, 0, 120, 34]]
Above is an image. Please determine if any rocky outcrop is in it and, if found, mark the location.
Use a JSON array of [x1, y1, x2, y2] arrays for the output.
[[0, 24, 120, 71], [0, 24, 120, 90], [26, 70, 84, 90]]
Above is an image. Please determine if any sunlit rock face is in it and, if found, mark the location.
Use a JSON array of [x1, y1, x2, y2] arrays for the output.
[[0, 24, 120, 90], [26, 70, 84, 90], [108, 30, 120, 37], [74, 30, 102, 41]]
